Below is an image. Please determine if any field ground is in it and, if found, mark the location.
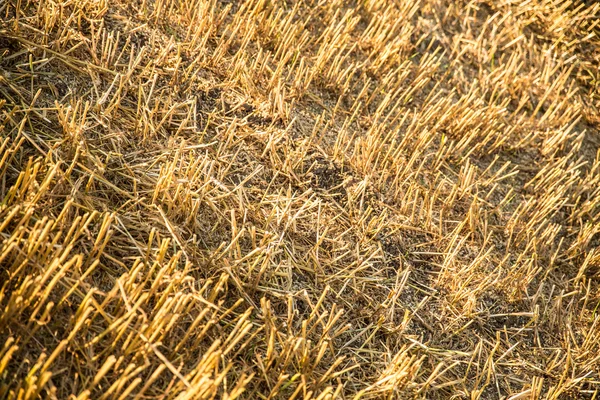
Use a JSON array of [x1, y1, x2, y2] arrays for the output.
[[1, 0, 600, 398]]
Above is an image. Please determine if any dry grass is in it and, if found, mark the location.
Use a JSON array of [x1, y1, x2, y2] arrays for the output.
[[1, 0, 600, 398]]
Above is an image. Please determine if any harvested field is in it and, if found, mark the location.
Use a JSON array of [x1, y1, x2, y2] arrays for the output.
[[1, 0, 600, 398]]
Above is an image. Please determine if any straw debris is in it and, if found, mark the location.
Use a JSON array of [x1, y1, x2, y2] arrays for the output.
[[1, 0, 600, 398]]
